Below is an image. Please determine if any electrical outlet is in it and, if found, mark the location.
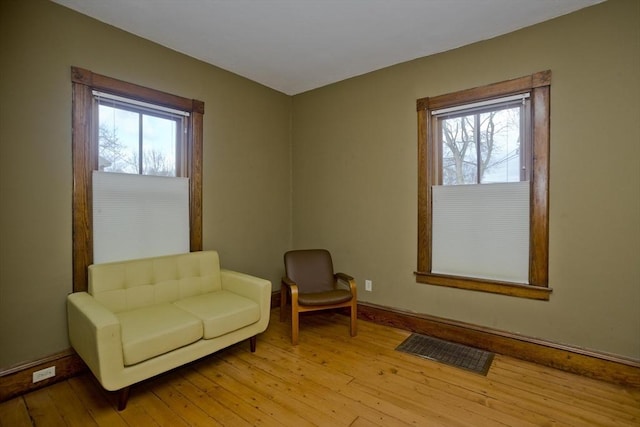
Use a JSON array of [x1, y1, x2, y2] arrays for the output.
[[365, 279, 372, 291], [32, 366, 56, 383]]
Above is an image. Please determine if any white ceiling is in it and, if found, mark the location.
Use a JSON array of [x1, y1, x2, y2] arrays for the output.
[[52, 0, 604, 95]]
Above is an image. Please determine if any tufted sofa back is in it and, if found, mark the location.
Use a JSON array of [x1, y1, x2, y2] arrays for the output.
[[88, 251, 222, 313]]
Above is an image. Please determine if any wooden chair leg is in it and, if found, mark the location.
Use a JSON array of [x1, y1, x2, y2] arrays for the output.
[[280, 283, 287, 322], [350, 302, 358, 337], [117, 386, 130, 411], [249, 335, 257, 352], [291, 309, 299, 345]]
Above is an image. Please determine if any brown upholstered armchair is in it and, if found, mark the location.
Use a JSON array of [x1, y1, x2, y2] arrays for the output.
[[280, 249, 357, 345]]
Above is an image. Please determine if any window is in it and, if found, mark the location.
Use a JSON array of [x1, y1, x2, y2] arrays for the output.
[[71, 67, 204, 292], [416, 71, 551, 300], [436, 94, 529, 185], [95, 92, 187, 176]]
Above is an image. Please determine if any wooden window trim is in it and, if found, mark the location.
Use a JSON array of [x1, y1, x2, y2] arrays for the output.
[[71, 66, 204, 292], [415, 71, 551, 300]]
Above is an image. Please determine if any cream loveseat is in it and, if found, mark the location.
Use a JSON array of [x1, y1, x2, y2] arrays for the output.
[[67, 250, 271, 410]]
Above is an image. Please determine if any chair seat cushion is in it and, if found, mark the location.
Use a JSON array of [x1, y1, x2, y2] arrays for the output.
[[117, 303, 203, 366], [174, 290, 260, 339], [298, 289, 353, 306]]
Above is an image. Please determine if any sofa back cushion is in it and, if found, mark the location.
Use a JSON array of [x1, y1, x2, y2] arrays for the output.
[[88, 251, 222, 313]]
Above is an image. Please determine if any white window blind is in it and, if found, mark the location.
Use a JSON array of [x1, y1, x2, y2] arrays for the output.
[[93, 90, 190, 117], [431, 182, 530, 283], [431, 93, 529, 116], [93, 171, 190, 264]]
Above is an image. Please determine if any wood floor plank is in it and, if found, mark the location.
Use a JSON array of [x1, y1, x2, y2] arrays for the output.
[[360, 332, 633, 425], [477, 359, 640, 426], [348, 415, 386, 427], [147, 371, 224, 427], [241, 342, 443, 427], [238, 340, 356, 392], [171, 368, 254, 426], [489, 358, 640, 422], [66, 375, 128, 427], [273, 317, 486, 426], [22, 387, 66, 427], [196, 354, 318, 427], [186, 362, 287, 427], [236, 341, 434, 426], [494, 355, 640, 407], [344, 335, 594, 426], [376, 352, 571, 426], [126, 379, 191, 427], [231, 325, 446, 426], [4, 309, 638, 427], [0, 396, 32, 427], [211, 350, 349, 426], [43, 381, 98, 427], [113, 398, 159, 426], [274, 312, 638, 426], [270, 322, 511, 425]]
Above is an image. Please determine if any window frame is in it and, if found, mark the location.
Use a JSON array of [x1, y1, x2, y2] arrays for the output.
[[71, 66, 204, 292], [416, 71, 552, 300]]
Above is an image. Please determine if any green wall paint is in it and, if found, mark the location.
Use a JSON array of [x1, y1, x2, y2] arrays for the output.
[[291, 0, 639, 359], [0, 0, 292, 368], [1, 0, 638, 369]]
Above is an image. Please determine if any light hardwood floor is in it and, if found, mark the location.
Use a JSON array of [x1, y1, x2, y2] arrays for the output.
[[1, 309, 639, 426]]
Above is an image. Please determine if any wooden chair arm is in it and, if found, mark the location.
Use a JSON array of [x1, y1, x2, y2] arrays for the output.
[[281, 275, 296, 288], [335, 272, 354, 282], [335, 272, 357, 295], [282, 276, 298, 291], [281, 276, 299, 298], [280, 276, 299, 323]]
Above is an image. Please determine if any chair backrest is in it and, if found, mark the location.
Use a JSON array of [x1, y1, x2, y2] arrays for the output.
[[284, 249, 335, 293]]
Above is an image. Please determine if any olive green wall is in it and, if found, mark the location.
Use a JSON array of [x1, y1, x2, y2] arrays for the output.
[[291, 0, 640, 359], [0, 0, 292, 368], [1, 0, 638, 370]]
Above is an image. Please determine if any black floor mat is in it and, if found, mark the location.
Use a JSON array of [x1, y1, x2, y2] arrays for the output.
[[396, 333, 494, 375]]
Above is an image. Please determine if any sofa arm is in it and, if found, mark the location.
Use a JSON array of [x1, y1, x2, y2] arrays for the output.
[[220, 269, 272, 309], [67, 292, 124, 389]]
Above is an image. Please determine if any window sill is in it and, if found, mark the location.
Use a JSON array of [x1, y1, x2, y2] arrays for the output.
[[414, 271, 552, 300]]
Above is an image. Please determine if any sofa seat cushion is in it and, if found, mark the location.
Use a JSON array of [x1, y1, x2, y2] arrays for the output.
[[174, 290, 260, 339], [116, 303, 203, 366]]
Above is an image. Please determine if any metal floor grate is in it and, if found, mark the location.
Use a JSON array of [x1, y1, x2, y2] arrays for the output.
[[396, 333, 494, 375]]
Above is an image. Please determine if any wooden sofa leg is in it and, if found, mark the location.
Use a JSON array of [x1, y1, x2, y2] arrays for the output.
[[250, 335, 257, 353], [117, 387, 130, 411]]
